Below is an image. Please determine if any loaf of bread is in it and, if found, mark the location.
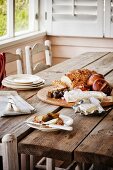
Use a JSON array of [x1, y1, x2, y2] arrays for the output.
[[61, 69, 96, 90], [60, 69, 112, 95], [49, 69, 112, 98]]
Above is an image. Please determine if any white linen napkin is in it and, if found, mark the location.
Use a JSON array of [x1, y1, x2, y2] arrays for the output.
[[0, 91, 36, 117]]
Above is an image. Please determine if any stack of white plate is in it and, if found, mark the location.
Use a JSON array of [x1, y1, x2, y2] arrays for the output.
[[2, 74, 45, 90]]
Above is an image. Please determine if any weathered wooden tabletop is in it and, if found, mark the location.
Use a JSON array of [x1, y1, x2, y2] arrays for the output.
[[0, 52, 113, 168]]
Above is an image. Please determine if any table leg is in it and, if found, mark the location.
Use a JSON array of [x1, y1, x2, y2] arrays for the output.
[[34, 156, 46, 169], [82, 163, 92, 170], [75, 163, 93, 170], [66, 160, 77, 170], [21, 154, 30, 170], [75, 163, 83, 170], [46, 158, 55, 170], [92, 164, 112, 170]]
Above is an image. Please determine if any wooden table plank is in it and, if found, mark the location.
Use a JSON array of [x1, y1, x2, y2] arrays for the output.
[[73, 68, 113, 167], [18, 54, 113, 163], [105, 71, 113, 87], [18, 105, 108, 162], [0, 52, 108, 142], [37, 52, 109, 84], [0, 52, 113, 170], [84, 52, 113, 76], [42, 52, 108, 73], [74, 109, 113, 168], [0, 95, 59, 141], [18, 52, 108, 100]]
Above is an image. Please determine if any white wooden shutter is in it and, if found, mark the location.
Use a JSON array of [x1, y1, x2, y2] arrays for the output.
[[105, 0, 113, 37], [46, 0, 104, 37]]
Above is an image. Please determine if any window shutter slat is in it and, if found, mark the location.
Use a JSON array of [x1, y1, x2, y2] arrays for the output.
[[105, 0, 112, 37], [46, 0, 103, 37]]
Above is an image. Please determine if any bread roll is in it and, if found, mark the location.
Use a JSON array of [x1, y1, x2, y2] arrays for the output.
[[87, 74, 104, 86], [92, 78, 112, 95]]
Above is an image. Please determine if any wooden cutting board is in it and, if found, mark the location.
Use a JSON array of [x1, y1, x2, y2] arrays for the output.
[[37, 86, 113, 108]]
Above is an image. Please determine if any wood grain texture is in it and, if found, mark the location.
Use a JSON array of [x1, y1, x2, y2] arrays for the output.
[[37, 86, 74, 107], [0, 52, 113, 169], [84, 52, 113, 75], [0, 52, 112, 142], [0, 94, 59, 141], [37, 86, 113, 107], [9, 52, 108, 100], [35, 52, 110, 88], [74, 109, 113, 167], [17, 52, 113, 165], [105, 71, 113, 87], [18, 106, 107, 162]]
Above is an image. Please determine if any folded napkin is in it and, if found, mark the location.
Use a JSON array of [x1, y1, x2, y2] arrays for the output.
[[0, 53, 6, 89], [0, 91, 36, 117]]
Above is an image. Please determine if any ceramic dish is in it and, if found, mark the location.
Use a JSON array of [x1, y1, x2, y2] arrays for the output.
[[2, 80, 44, 90], [2, 79, 44, 86], [25, 114, 73, 132], [4, 74, 45, 85]]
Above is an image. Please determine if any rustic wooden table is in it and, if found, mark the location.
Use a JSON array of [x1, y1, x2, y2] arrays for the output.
[[0, 52, 113, 170]]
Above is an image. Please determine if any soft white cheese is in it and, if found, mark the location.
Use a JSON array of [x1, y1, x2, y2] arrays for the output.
[[64, 89, 106, 102], [79, 103, 98, 115]]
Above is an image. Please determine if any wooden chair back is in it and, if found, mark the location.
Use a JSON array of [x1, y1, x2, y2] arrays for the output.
[[25, 40, 52, 74], [5, 48, 24, 74], [0, 134, 19, 170]]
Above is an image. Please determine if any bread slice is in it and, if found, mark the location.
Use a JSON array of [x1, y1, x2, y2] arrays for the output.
[[61, 75, 73, 89]]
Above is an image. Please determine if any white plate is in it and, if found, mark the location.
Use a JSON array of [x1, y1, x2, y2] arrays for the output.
[[3, 79, 45, 86], [26, 114, 73, 132], [2, 80, 44, 90], [4, 74, 45, 85], [2, 79, 44, 86]]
